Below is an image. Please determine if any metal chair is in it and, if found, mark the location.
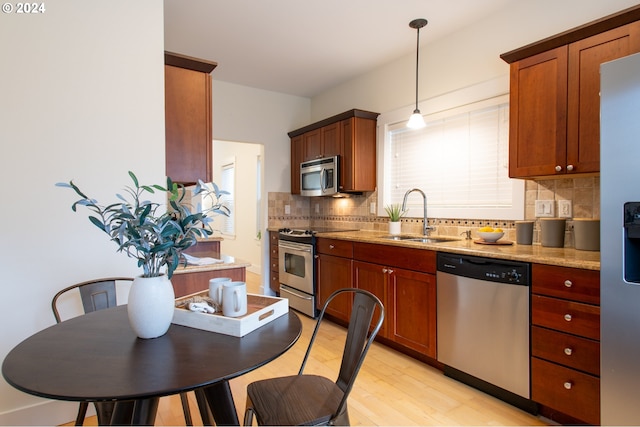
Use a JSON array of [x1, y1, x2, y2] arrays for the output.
[[243, 288, 384, 426], [51, 277, 194, 426]]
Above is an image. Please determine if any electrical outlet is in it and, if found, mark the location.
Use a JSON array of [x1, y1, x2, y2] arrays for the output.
[[558, 200, 572, 218], [315, 203, 319, 214], [284, 204, 291, 215], [535, 200, 555, 217], [370, 203, 376, 214]]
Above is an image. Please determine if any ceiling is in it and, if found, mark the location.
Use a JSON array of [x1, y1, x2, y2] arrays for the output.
[[164, 0, 516, 98]]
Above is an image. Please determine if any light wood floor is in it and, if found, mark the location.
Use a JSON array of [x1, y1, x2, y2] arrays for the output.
[[70, 272, 547, 426]]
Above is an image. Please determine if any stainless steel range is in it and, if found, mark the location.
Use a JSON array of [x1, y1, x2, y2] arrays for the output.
[[278, 228, 317, 318], [278, 227, 355, 318]]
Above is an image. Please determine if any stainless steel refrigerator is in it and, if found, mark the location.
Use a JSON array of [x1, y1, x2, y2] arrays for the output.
[[601, 51, 640, 426]]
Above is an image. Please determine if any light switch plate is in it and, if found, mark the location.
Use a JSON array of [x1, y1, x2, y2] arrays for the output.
[[535, 200, 555, 217], [558, 200, 572, 218], [284, 204, 291, 215]]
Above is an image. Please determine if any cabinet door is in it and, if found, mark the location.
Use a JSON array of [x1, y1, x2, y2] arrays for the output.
[[317, 254, 352, 322], [508, 46, 568, 178], [353, 261, 388, 338], [290, 135, 303, 195], [303, 129, 322, 161], [165, 64, 212, 184], [321, 121, 341, 158], [341, 117, 377, 192], [567, 21, 640, 174], [388, 268, 437, 357]]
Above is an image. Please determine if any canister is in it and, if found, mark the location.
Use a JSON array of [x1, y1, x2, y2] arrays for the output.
[[540, 218, 566, 248], [574, 218, 600, 251]]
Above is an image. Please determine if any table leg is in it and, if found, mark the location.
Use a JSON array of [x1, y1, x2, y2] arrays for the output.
[[94, 401, 115, 425], [194, 389, 215, 426], [200, 381, 240, 426], [110, 398, 159, 426]]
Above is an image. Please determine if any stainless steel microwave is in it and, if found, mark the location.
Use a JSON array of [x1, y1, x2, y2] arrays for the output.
[[300, 155, 339, 197]]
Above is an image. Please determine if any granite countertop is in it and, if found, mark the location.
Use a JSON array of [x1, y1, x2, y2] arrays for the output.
[[173, 254, 250, 275], [315, 230, 600, 271]]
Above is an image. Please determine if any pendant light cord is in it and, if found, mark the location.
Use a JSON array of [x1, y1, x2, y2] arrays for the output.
[[414, 25, 420, 112]]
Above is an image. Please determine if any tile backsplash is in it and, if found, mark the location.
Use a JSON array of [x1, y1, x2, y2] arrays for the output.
[[268, 176, 600, 248]]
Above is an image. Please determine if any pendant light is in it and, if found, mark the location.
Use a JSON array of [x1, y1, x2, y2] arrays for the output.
[[407, 18, 427, 129]]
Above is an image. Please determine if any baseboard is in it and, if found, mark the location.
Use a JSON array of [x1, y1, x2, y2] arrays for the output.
[[0, 399, 91, 426]]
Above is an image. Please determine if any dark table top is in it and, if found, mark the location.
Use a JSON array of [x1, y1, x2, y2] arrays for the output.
[[2, 305, 302, 402]]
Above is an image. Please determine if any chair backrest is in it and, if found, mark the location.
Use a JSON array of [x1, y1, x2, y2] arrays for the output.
[[299, 288, 384, 422], [51, 277, 134, 323]]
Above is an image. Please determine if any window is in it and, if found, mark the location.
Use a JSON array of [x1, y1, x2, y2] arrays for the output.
[[220, 161, 235, 236], [378, 78, 523, 220]]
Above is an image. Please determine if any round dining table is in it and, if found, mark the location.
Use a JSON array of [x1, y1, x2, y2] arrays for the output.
[[2, 305, 302, 425]]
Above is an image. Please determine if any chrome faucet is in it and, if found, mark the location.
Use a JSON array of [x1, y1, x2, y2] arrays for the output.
[[401, 188, 434, 236]]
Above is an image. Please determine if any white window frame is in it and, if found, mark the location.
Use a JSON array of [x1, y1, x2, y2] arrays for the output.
[[376, 75, 524, 220]]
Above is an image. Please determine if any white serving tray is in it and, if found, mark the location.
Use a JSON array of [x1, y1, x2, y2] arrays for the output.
[[173, 291, 289, 337]]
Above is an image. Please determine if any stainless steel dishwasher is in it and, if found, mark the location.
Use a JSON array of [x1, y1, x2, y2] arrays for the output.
[[437, 252, 536, 413]]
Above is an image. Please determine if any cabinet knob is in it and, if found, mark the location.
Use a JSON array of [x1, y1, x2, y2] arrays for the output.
[[382, 267, 388, 273], [567, 164, 574, 171], [564, 347, 573, 356], [555, 165, 562, 172], [564, 280, 573, 288], [387, 268, 394, 274], [329, 244, 335, 249], [564, 381, 573, 390], [564, 314, 572, 322]]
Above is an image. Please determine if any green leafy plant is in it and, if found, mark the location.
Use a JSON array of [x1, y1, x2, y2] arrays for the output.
[[384, 203, 405, 222], [56, 171, 230, 279]]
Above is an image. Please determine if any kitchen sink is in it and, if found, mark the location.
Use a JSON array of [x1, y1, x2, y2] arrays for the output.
[[381, 235, 459, 243]]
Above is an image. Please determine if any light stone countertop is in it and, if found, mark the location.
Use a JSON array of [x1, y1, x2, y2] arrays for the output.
[[172, 254, 250, 275], [315, 230, 600, 271]]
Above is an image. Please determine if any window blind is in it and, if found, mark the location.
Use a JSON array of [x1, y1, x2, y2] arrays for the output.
[[388, 98, 514, 217]]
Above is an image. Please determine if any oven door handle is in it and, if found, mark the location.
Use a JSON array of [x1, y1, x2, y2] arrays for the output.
[[278, 241, 313, 253], [281, 285, 314, 301]]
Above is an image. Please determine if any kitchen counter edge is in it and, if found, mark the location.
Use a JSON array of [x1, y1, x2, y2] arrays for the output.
[[314, 230, 600, 271]]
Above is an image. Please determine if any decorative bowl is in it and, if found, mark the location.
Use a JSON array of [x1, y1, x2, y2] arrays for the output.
[[477, 231, 505, 243]]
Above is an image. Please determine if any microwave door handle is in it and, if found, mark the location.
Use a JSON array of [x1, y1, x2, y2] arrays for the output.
[[320, 168, 326, 193]]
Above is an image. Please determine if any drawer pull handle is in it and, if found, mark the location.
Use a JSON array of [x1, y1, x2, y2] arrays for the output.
[[329, 244, 335, 249], [564, 280, 573, 288], [564, 347, 573, 356], [564, 314, 572, 322], [564, 381, 573, 390]]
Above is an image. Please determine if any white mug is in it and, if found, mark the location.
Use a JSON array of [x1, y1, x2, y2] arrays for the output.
[[222, 281, 248, 317], [209, 277, 231, 307]]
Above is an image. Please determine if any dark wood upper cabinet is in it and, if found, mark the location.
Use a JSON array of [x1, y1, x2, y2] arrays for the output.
[[289, 109, 379, 194], [164, 52, 217, 185], [502, 6, 640, 178]]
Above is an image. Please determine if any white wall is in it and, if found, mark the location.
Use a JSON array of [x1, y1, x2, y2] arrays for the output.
[[311, 0, 640, 120], [211, 81, 310, 292], [213, 140, 263, 276], [0, 1, 165, 424]]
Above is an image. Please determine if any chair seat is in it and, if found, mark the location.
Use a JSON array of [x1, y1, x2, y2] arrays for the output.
[[247, 374, 346, 426]]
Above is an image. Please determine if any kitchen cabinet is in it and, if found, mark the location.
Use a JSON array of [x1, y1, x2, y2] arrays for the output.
[[502, 16, 640, 178], [353, 242, 437, 358], [164, 52, 217, 185], [268, 231, 280, 294], [316, 238, 353, 322], [530, 263, 600, 425], [289, 109, 379, 194]]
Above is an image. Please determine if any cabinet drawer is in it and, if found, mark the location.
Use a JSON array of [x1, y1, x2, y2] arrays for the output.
[[532, 295, 600, 340], [532, 357, 600, 425], [532, 326, 599, 375], [353, 242, 436, 273], [532, 264, 599, 304], [316, 238, 353, 258]]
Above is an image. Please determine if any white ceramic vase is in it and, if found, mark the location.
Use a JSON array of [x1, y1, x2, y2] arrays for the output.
[[389, 221, 402, 235], [127, 275, 175, 339]]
